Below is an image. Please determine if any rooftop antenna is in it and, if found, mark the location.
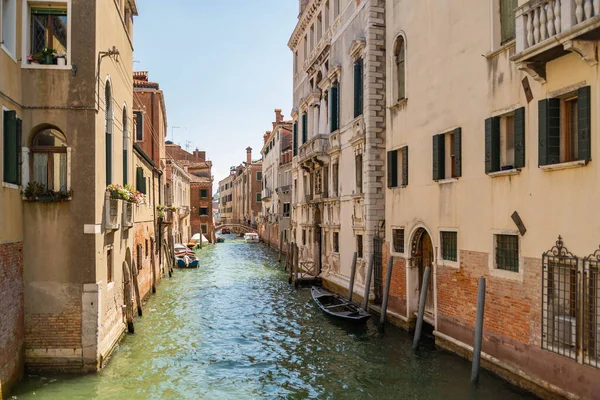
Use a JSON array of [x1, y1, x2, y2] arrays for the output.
[[171, 126, 180, 142], [185, 140, 193, 153]]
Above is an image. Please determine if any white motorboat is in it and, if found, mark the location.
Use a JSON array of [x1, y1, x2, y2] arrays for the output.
[[244, 233, 260, 243]]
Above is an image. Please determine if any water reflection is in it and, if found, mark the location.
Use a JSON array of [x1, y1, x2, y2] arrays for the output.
[[13, 238, 536, 399]]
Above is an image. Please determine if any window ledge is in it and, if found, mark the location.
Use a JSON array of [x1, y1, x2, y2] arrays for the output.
[[388, 98, 408, 110], [489, 268, 523, 282], [438, 259, 459, 269], [484, 40, 516, 59], [437, 178, 458, 185], [540, 160, 588, 171], [21, 64, 72, 71], [2, 182, 19, 190], [1, 45, 18, 63], [488, 168, 520, 178]]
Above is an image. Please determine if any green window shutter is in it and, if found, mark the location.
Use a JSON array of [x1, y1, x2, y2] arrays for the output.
[[432, 134, 445, 180], [485, 117, 500, 173], [538, 98, 560, 166], [123, 150, 128, 185], [301, 113, 307, 144], [500, 0, 517, 44], [292, 121, 298, 156], [136, 167, 144, 193], [514, 107, 526, 168], [329, 85, 337, 132], [453, 128, 462, 177], [401, 146, 408, 186], [106, 132, 112, 186], [578, 86, 591, 162], [3, 110, 18, 185], [16, 118, 22, 185], [387, 150, 398, 188], [354, 59, 363, 118]]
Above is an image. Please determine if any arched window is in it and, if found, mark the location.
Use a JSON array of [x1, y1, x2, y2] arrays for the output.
[[122, 105, 129, 185], [105, 80, 113, 185], [31, 128, 68, 191], [394, 36, 406, 101]]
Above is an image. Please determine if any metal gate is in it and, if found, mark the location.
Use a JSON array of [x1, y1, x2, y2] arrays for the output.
[[373, 230, 384, 303]]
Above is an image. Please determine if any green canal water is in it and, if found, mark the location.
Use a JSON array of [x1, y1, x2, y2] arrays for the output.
[[12, 238, 537, 399]]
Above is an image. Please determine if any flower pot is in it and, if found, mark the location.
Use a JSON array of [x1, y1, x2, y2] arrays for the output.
[[57, 57, 66, 66], [38, 195, 57, 203], [44, 55, 54, 65]]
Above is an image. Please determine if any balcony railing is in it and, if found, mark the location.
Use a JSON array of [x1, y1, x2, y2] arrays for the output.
[[515, 0, 600, 80], [262, 188, 273, 200], [277, 185, 292, 193], [298, 134, 330, 163], [178, 205, 190, 217]]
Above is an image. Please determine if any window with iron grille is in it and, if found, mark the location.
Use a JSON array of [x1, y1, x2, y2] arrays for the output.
[[357, 235, 363, 258], [333, 232, 339, 252], [107, 248, 113, 283], [441, 231, 457, 262], [495, 234, 519, 272], [392, 228, 404, 253]]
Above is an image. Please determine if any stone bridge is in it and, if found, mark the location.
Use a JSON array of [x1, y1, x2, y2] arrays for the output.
[[215, 223, 257, 234]]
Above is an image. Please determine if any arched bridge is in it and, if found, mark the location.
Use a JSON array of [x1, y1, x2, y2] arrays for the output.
[[215, 222, 257, 234]]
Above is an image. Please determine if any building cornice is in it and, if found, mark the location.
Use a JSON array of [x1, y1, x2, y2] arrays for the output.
[[288, 0, 324, 50]]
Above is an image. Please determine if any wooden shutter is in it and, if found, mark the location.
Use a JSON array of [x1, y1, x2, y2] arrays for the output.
[[401, 146, 408, 186], [432, 134, 445, 180], [538, 98, 560, 166], [514, 107, 526, 168], [578, 86, 591, 162], [16, 118, 22, 185], [302, 113, 307, 144], [354, 59, 363, 118], [135, 112, 143, 140], [292, 121, 298, 156], [387, 150, 398, 188], [106, 131, 112, 186], [123, 149, 128, 185], [453, 128, 462, 177], [485, 117, 500, 173], [3, 110, 18, 185], [136, 167, 144, 193], [330, 84, 338, 132], [500, 0, 517, 43]]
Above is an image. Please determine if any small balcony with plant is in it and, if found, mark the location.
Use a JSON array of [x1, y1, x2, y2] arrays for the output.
[[105, 184, 146, 230]]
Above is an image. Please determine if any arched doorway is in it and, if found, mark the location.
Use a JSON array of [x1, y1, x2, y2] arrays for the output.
[[314, 206, 322, 276], [411, 227, 435, 323]]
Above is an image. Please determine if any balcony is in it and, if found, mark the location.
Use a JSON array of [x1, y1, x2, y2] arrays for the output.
[[178, 205, 190, 217], [262, 188, 273, 201], [298, 134, 330, 170], [514, 0, 600, 82], [277, 185, 291, 193]]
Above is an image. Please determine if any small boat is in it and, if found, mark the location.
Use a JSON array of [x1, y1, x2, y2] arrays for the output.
[[244, 233, 260, 243], [174, 244, 199, 268], [216, 237, 225, 243], [221, 228, 231, 234], [311, 286, 371, 323]]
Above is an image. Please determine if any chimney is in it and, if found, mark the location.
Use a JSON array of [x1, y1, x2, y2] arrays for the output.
[[246, 147, 252, 164], [264, 131, 272, 144], [275, 109, 283, 123], [193, 148, 206, 160]]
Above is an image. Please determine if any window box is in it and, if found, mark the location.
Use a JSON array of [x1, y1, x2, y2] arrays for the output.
[[104, 194, 119, 230]]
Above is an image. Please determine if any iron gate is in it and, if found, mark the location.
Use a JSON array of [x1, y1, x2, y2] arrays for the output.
[[584, 247, 600, 368]]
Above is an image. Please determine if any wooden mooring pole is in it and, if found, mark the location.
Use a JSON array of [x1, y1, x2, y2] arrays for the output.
[[288, 242, 294, 284], [362, 253, 374, 311], [471, 277, 486, 383], [294, 243, 299, 288], [348, 252, 358, 302], [131, 259, 143, 317], [379, 256, 394, 328], [278, 232, 283, 262], [412, 266, 431, 350]]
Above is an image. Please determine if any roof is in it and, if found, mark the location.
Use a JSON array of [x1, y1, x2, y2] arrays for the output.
[[133, 143, 156, 169], [133, 71, 160, 89]]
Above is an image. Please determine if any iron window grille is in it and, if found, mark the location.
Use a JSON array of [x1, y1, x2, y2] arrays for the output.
[[441, 231, 457, 262], [333, 232, 339, 252], [584, 246, 600, 368], [357, 235, 364, 258], [495, 234, 519, 272], [542, 236, 579, 360], [392, 228, 405, 253]]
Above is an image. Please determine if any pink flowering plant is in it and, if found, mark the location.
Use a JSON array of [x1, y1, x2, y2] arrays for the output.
[[106, 184, 147, 205]]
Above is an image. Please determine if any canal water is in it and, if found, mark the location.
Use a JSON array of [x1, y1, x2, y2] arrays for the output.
[[13, 238, 537, 399]]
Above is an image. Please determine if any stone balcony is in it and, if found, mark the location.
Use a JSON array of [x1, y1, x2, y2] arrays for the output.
[[262, 188, 273, 202], [514, 0, 600, 82], [298, 134, 330, 170]]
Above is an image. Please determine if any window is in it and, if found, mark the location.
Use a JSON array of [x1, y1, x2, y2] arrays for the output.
[[136, 244, 142, 270], [387, 147, 408, 188], [303, 35, 307, 61], [105, 81, 113, 185], [485, 108, 525, 173], [433, 128, 462, 180], [355, 154, 363, 193], [145, 239, 148, 258], [199, 207, 209, 216], [256, 192, 261, 202], [441, 231, 457, 262], [136, 166, 146, 194], [31, 128, 68, 191], [539, 87, 591, 166], [333, 232, 339, 252], [134, 111, 143, 141], [256, 172, 262, 181], [302, 229, 306, 246], [329, 82, 339, 132], [2, 109, 22, 185], [394, 36, 406, 101], [332, 163, 339, 196], [353, 58, 363, 118], [201, 224, 207, 234], [500, 0, 517, 44], [29, 5, 68, 65], [357, 234, 363, 258], [107, 248, 113, 283], [1, 0, 17, 56], [301, 112, 308, 144], [200, 189, 208, 198], [292, 121, 298, 156], [122, 106, 128, 185], [392, 228, 405, 253], [495, 234, 519, 272], [283, 203, 290, 217]]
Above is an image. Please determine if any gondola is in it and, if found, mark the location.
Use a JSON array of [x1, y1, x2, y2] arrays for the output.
[[311, 286, 371, 323]]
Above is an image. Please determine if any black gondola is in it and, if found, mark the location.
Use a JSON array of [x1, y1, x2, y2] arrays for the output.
[[311, 286, 371, 323]]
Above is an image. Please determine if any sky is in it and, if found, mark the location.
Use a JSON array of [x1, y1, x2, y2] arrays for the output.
[[132, 1, 298, 191]]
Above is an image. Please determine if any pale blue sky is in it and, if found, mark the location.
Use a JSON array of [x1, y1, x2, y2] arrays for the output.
[[132, 1, 298, 189]]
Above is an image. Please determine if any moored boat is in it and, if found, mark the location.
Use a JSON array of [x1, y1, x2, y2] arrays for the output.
[[174, 244, 199, 268], [221, 228, 231, 234], [311, 286, 371, 323], [244, 233, 259, 243]]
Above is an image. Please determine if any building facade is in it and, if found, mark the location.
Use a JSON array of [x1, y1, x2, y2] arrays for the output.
[[288, 0, 386, 291], [218, 174, 234, 223], [231, 148, 262, 226], [164, 159, 191, 244], [259, 109, 293, 248], [383, 0, 600, 398], [0, 0, 141, 382]]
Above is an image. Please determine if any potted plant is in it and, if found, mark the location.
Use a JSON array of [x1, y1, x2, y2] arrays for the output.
[[55, 51, 67, 66], [21, 182, 45, 201], [35, 47, 57, 65], [27, 54, 39, 65]]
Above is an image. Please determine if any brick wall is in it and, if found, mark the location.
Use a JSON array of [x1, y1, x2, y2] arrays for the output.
[[381, 241, 408, 316], [0, 242, 24, 396], [134, 222, 159, 301], [25, 293, 82, 351]]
